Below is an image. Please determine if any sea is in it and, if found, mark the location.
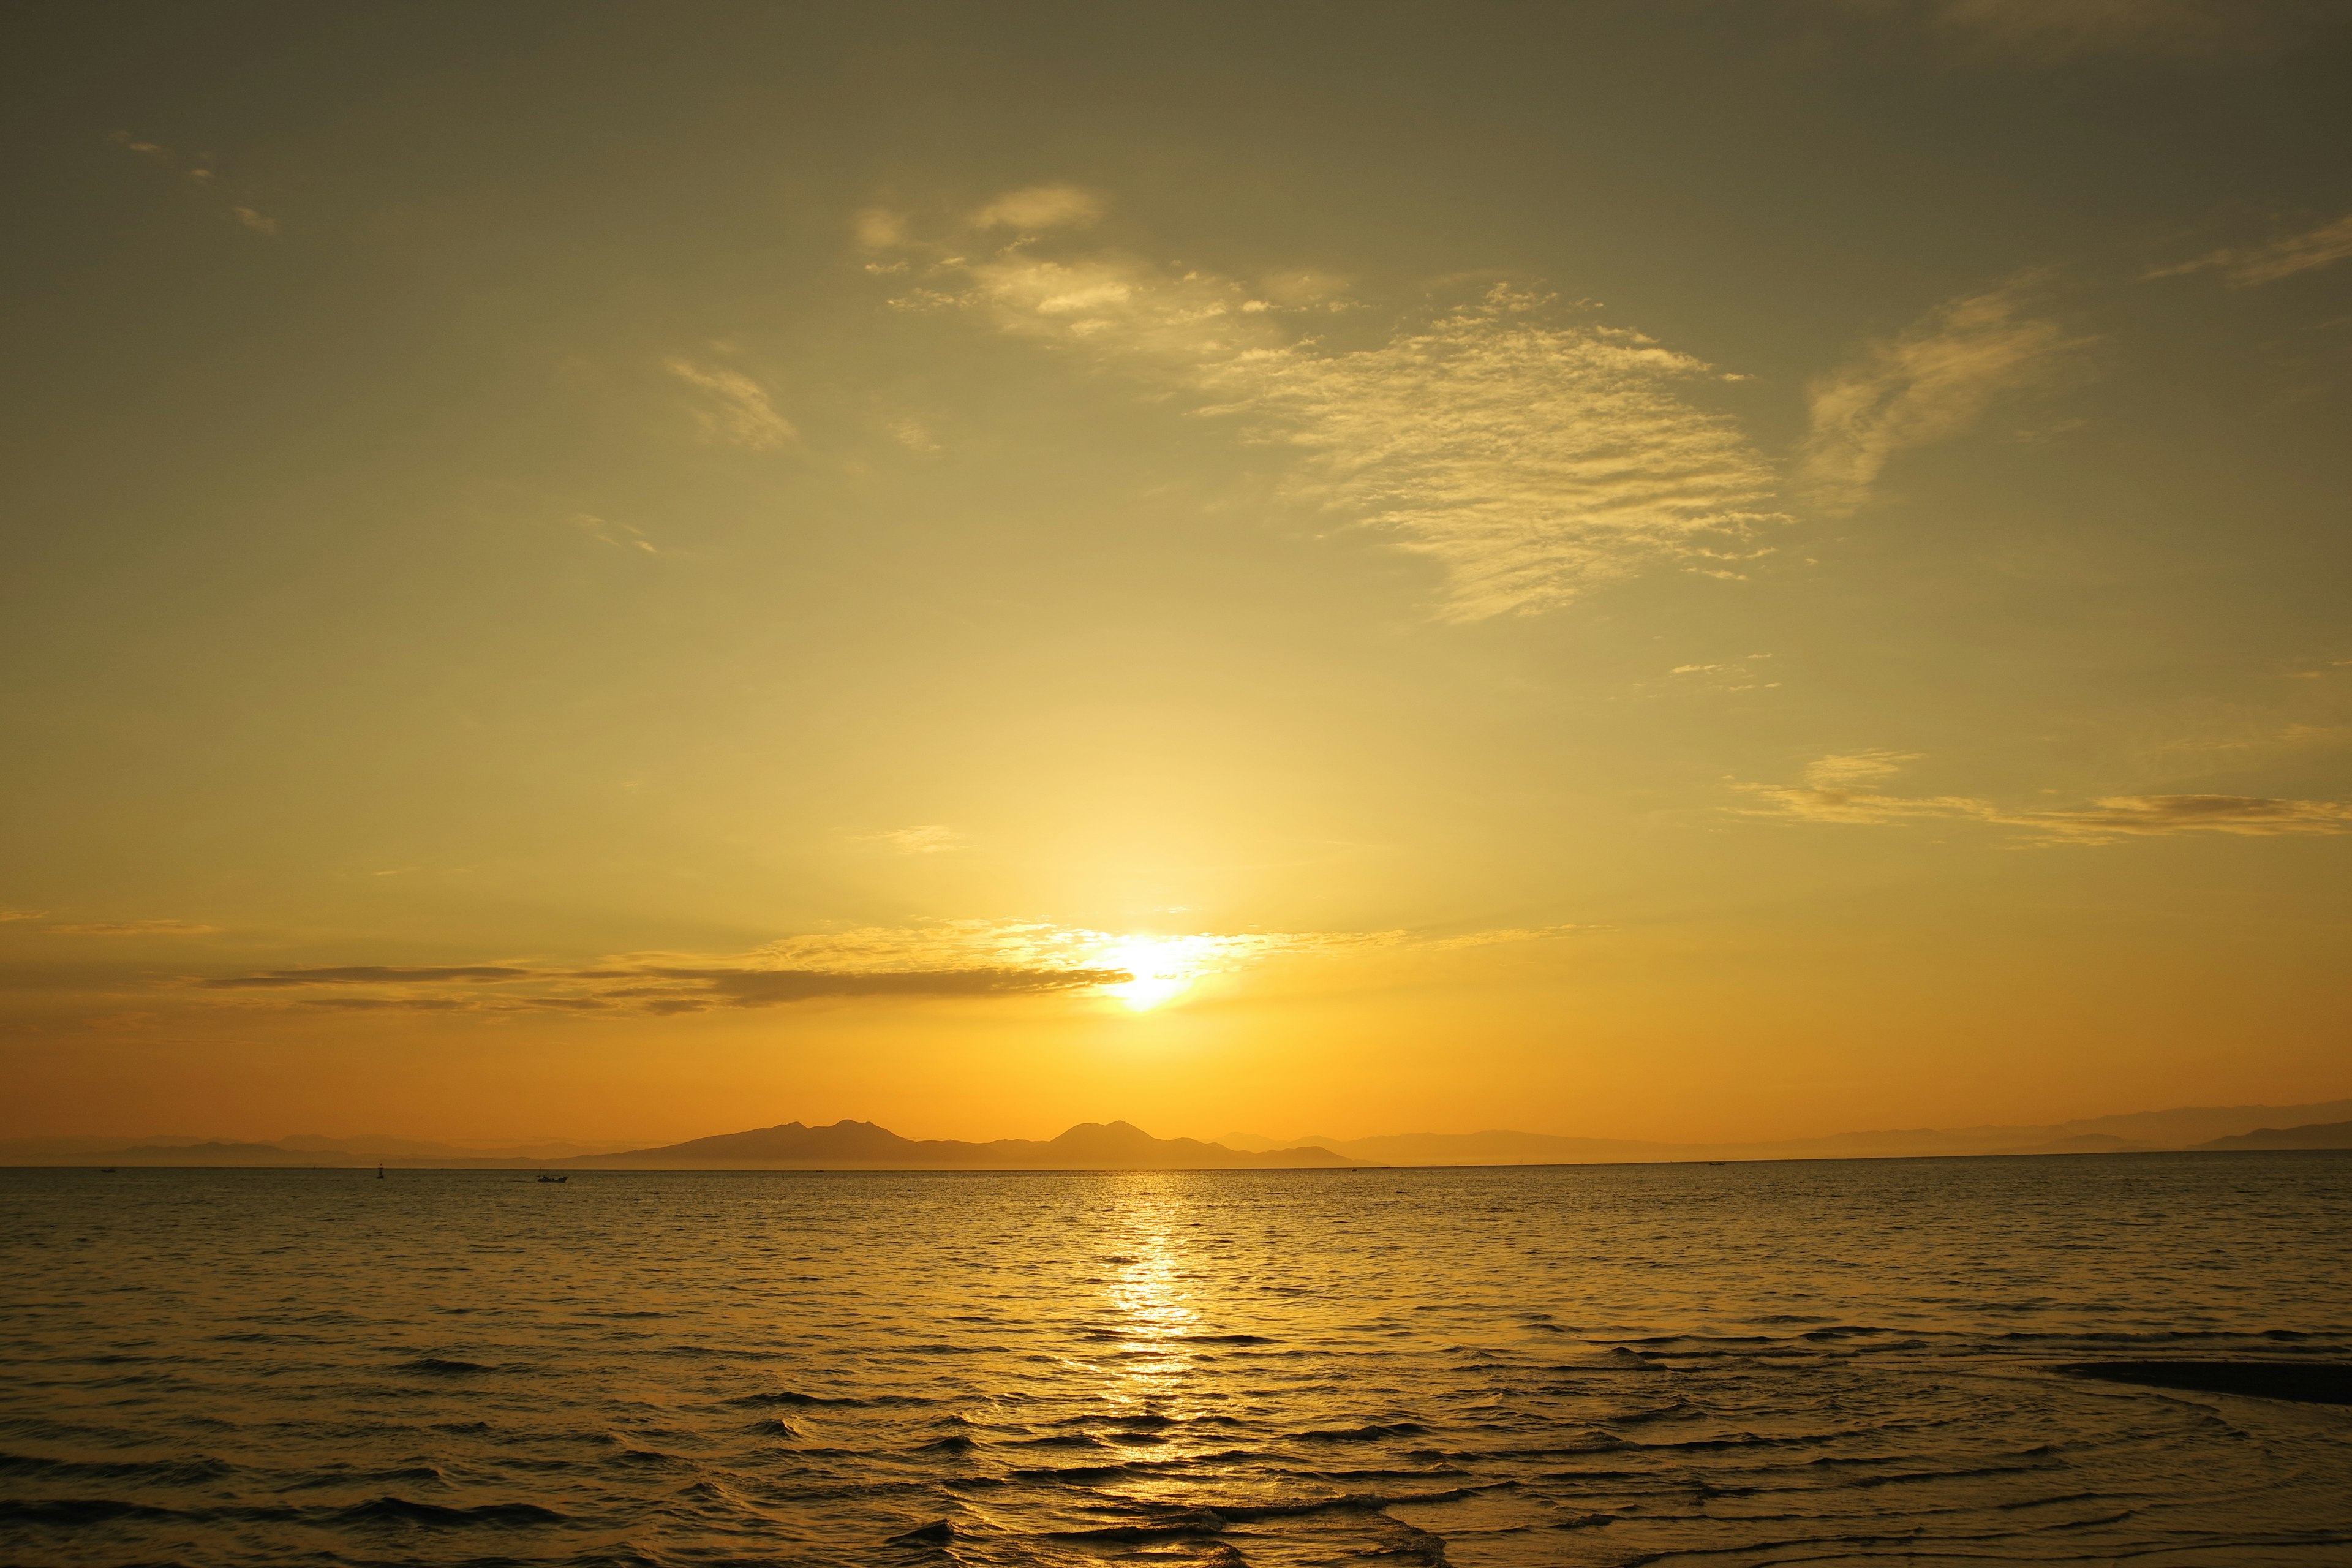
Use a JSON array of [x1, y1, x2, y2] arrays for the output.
[[2, 1153, 2348, 1567]]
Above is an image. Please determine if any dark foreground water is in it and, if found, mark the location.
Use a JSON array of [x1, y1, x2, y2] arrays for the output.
[[4, 1155, 2350, 1567]]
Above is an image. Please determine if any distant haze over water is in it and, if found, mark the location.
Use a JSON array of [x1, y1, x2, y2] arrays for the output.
[[10, 1098, 2352, 1167], [4, 1154, 2349, 1564]]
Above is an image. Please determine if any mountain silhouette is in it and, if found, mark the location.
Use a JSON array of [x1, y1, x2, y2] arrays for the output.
[[2192, 1120, 2352, 1152], [568, 1119, 1361, 1170]]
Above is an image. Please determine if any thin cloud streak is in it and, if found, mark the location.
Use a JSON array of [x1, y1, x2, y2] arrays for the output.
[[2148, 213, 2352, 287], [1800, 280, 2087, 513], [971, 184, 1103, 231], [1897, 0, 2320, 62], [665, 359, 797, 449], [1737, 753, 2352, 843], [205, 966, 540, 989], [185, 917, 1589, 1017], [859, 824, 964, 854]]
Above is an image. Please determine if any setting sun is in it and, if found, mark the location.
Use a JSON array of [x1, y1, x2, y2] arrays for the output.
[[1097, 939, 1201, 1011]]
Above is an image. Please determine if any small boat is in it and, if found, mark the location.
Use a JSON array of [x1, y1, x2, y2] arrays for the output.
[[99, 1167, 116, 1174], [537, 1174, 569, 1183]]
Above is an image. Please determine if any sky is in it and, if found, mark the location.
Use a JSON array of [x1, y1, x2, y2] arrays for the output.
[[3, 0, 2350, 1147]]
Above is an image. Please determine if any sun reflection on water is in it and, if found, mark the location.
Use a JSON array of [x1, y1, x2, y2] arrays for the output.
[[1091, 1181, 1202, 1419]]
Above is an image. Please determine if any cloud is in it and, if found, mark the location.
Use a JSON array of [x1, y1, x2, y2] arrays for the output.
[[884, 417, 941, 453], [859, 824, 963, 854], [971, 184, 1103, 231], [853, 206, 910, 249], [297, 994, 610, 1013], [47, 919, 222, 936], [1423, 924, 1598, 949], [192, 916, 1578, 1017], [2147, 213, 2352, 287], [1881, 0, 2320, 62], [886, 204, 1782, 618], [1803, 749, 1919, 787], [1736, 753, 2352, 842], [2026, 795, 2352, 838], [1227, 290, 1785, 619], [628, 966, 1129, 1007], [572, 513, 658, 554], [111, 132, 173, 162], [943, 247, 1278, 365], [111, 132, 277, 234], [1735, 755, 1997, 826], [1800, 281, 2086, 513], [665, 359, 796, 449], [203, 965, 540, 989], [0, 910, 47, 924], [1667, 654, 1779, 692]]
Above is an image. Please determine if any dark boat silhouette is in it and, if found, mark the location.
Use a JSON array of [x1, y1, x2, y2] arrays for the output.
[[537, 1174, 568, 1183]]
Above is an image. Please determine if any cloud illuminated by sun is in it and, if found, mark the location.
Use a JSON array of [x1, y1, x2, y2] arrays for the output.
[[1094, 937, 1219, 1011]]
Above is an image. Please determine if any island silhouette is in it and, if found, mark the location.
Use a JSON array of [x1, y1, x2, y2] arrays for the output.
[[552, 1119, 1362, 1170]]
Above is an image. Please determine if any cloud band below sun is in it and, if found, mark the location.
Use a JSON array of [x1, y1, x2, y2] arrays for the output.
[[159, 919, 1591, 1018]]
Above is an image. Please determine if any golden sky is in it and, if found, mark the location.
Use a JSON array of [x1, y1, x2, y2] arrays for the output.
[[4, 1, 2350, 1144]]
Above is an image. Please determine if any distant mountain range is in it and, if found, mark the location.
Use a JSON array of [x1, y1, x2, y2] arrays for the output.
[[2196, 1119, 2352, 1152], [554, 1120, 1355, 1169], [1218, 1099, 2352, 1164], [7, 1100, 2351, 1169], [0, 1121, 1354, 1170]]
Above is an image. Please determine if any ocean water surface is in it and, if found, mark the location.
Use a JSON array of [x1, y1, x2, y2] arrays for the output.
[[3, 1154, 2349, 1566]]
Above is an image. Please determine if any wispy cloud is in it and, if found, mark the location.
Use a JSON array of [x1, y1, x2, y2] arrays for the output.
[[1227, 290, 1784, 619], [1667, 654, 1779, 692], [971, 184, 1103, 231], [1889, 0, 2316, 62], [621, 966, 1129, 1011], [878, 200, 1782, 619], [858, 824, 964, 854], [110, 131, 277, 234], [206, 965, 538, 989], [2147, 213, 2352, 287], [1423, 924, 1598, 950], [2030, 795, 2352, 838], [1736, 752, 2352, 842], [571, 513, 658, 554], [0, 910, 46, 924], [1736, 751, 1997, 826], [1800, 279, 2087, 513], [47, 919, 222, 937], [884, 417, 941, 453], [665, 358, 796, 449]]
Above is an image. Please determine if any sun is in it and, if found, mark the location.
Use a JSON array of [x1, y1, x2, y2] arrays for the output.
[[1099, 938, 1200, 1011]]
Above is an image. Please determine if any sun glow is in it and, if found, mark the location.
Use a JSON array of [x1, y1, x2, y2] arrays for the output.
[[1098, 938, 1205, 1011]]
